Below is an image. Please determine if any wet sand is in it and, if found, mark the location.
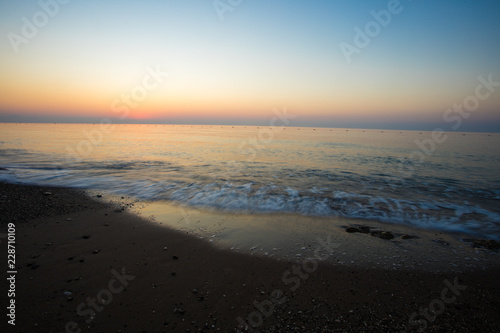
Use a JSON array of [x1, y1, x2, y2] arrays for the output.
[[132, 200, 500, 273], [2, 182, 500, 332]]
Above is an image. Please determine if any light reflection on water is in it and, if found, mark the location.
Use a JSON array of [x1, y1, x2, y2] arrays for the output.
[[0, 123, 499, 239]]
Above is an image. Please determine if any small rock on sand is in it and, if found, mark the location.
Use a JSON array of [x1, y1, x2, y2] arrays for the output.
[[371, 231, 395, 240], [346, 225, 371, 233], [358, 226, 371, 233], [473, 239, 500, 250], [433, 239, 450, 246], [401, 234, 417, 240]]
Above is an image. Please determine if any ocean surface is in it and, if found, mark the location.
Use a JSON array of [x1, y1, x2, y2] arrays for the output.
[[1, 123, 499, 240]]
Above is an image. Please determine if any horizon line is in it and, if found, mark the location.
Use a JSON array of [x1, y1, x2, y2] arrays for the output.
[[1, 121, 498, 134]]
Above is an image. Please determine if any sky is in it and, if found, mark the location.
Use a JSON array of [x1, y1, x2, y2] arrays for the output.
[[0, 0, 499, 131]]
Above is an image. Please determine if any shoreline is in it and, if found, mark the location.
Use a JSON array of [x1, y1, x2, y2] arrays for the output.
[[2, 181, 500, 332], [131, 199, 500, 273]]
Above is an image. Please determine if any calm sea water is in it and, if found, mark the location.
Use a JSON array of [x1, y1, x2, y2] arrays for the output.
[[1, 123, 499, 239]]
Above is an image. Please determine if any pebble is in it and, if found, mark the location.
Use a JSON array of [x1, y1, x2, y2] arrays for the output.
[[433, 239, 450, 246], [401, 234, 417, 240], [473, 239, 500, 250], [346, 227, 362, 233], [371, 231, 395, 240]]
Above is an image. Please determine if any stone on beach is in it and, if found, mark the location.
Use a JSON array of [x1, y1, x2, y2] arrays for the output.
[[473, 239, 500, 250], [371, 231, 395, 240]]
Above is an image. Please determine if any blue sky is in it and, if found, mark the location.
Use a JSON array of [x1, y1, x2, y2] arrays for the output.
[[1, 0, 499, 131]]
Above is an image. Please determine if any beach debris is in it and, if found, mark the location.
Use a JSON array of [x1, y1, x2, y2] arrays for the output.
[[172, 255, 179, 260], [358, 226, 371, 233], [401, 234, 417, 240], [82, 235, 91, 239], [371, 231, 394, 240], [473, 239, 500, 250], [31, 254, 40, 259], [63, 291, 72, 296], [250, 246, 258, 251], [43, 191, 52, 196], [433, 239, 450, 246], [92, 249, 101, 254], [96, 194, 102, 198], [192, 289, 198, 294], [346, 227, 362, 233], [163, 247, 168, 250], [345, 225, 371, 233], [66, 218, 72, 221]]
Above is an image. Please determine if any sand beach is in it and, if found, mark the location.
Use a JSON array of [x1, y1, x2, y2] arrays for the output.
[[2, 181, 500, 332]]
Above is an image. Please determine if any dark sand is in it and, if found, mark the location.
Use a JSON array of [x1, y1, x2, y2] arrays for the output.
[[2, 182, 500, 332]]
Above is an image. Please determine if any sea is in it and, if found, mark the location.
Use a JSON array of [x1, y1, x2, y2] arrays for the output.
[[1, 123, 499, 240]]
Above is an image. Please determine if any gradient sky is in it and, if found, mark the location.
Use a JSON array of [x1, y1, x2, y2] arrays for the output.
[[1, 0, 500, 131]]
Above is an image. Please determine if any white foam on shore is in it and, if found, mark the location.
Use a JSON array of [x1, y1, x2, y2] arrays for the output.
[[1, 159, 499, 241]]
